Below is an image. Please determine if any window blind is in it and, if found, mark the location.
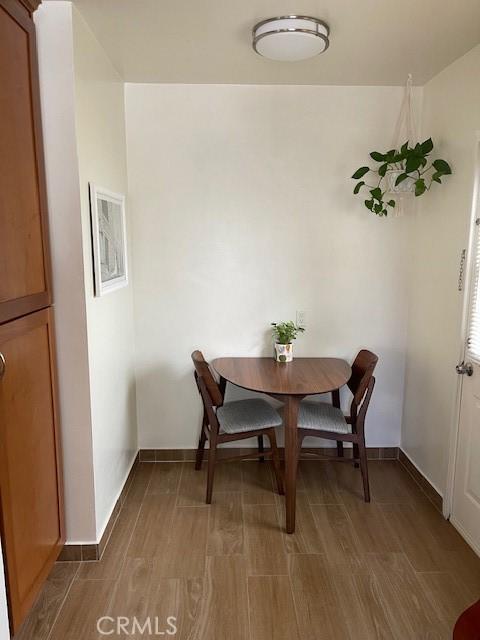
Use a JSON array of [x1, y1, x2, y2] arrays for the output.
[[467, 218, 480, 361]]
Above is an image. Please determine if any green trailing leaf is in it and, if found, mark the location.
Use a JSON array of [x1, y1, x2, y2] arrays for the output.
[[351, 138, 451, 217], [420, 137, 434, 154], [395, 172, 410, 186], [352, 166, 370, 180], [415, 178, 426, 197], [353, 181, 365, 194], [405, 154, 423, 173], [433, 159, 452, 175]]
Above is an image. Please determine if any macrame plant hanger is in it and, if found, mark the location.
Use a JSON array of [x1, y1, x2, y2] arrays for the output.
[[388, 74, 417, 217]]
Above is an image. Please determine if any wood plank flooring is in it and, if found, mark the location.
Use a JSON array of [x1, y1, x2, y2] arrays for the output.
[[15, 460, 480, 639]]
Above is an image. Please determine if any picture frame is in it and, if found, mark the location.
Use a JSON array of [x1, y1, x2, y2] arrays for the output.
[[89, 184, 128, 297]]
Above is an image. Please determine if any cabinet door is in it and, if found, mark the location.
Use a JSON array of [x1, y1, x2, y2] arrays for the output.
[[0, 309, 64, 633], [0, 0, 51, 324]]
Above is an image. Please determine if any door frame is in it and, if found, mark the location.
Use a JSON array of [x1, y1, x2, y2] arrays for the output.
[[445, 131, 480, 527]]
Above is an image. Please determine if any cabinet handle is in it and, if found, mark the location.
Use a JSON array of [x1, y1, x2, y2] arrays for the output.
[[0, 353, 5, 380]]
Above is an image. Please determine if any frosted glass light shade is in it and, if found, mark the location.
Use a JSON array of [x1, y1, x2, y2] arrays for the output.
[[253, 16, 329, 62]]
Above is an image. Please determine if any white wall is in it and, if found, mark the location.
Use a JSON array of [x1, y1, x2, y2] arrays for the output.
[[72, 8, 138, 539], [402, 44, 480, 495], [35, 1, 96, 543], [126, 84, 416, 449], [35, 2, 138, 543], [0, 541, 9, 640]]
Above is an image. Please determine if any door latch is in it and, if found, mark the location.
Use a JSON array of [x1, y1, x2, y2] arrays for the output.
[[456, 361, 474, 376]]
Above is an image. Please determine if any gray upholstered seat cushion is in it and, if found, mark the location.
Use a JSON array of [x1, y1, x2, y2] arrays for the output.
[[217, 398, 282, 435], [298, 401, 350, 434]]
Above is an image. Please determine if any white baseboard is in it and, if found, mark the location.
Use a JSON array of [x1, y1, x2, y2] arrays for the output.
[[450, 516, 480, 558], [399, 447, 444, 498], [95, 450, 139, 544]]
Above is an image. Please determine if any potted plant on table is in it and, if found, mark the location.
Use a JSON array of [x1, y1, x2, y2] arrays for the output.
[[271, 321, 305, 363]]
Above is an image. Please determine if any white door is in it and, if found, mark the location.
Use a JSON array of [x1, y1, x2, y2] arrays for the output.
[[452, 209, 480, 552]]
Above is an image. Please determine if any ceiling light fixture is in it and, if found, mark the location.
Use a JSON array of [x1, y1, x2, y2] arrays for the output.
[[252, 15, 330, 62]]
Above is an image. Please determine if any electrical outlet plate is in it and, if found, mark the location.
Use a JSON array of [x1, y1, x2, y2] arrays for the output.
[[296, 310, 306, 328]]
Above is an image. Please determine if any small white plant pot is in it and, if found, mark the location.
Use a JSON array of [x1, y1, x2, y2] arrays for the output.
[[385, 169, 415, 194], [275, 343, 293, 363]]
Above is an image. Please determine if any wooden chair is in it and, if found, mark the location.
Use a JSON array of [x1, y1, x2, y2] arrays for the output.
[[297, 349, 378, 502], [192, 350, 284, 503]]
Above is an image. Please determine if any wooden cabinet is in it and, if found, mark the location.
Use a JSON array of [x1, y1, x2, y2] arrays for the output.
[[0, 0, 51, 325], [0, 310, 64, 631], [0, 0, 65, 634]]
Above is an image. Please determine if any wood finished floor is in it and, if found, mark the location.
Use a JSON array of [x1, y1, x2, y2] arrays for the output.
[[15, 460, 480, 640]]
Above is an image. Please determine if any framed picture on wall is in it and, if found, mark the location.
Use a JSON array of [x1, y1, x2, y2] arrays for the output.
[[89, 184, 128, 296]]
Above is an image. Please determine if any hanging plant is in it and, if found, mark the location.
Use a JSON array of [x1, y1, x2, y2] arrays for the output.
[[351, 138, 452, 217]]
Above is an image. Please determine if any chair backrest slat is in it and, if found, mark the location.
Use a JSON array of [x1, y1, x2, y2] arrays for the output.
[[191, 350, 224, 407], [348, 349, 378, 420]]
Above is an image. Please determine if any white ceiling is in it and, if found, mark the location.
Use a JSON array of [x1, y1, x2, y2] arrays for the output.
[[71, 0, 480, 85]]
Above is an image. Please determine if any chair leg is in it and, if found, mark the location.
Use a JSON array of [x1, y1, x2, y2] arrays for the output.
[[358, 440, 370, 502], [206, 433, 217, 504], [258, 435, 265, 462], [195, 413, 207, 470], [353, 443, 360, 468], [268, 429, 284, 496], [337, 441, 344, 458]]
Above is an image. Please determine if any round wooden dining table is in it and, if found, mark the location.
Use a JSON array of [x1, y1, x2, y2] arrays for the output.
[[211, 357, 352, 533]]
